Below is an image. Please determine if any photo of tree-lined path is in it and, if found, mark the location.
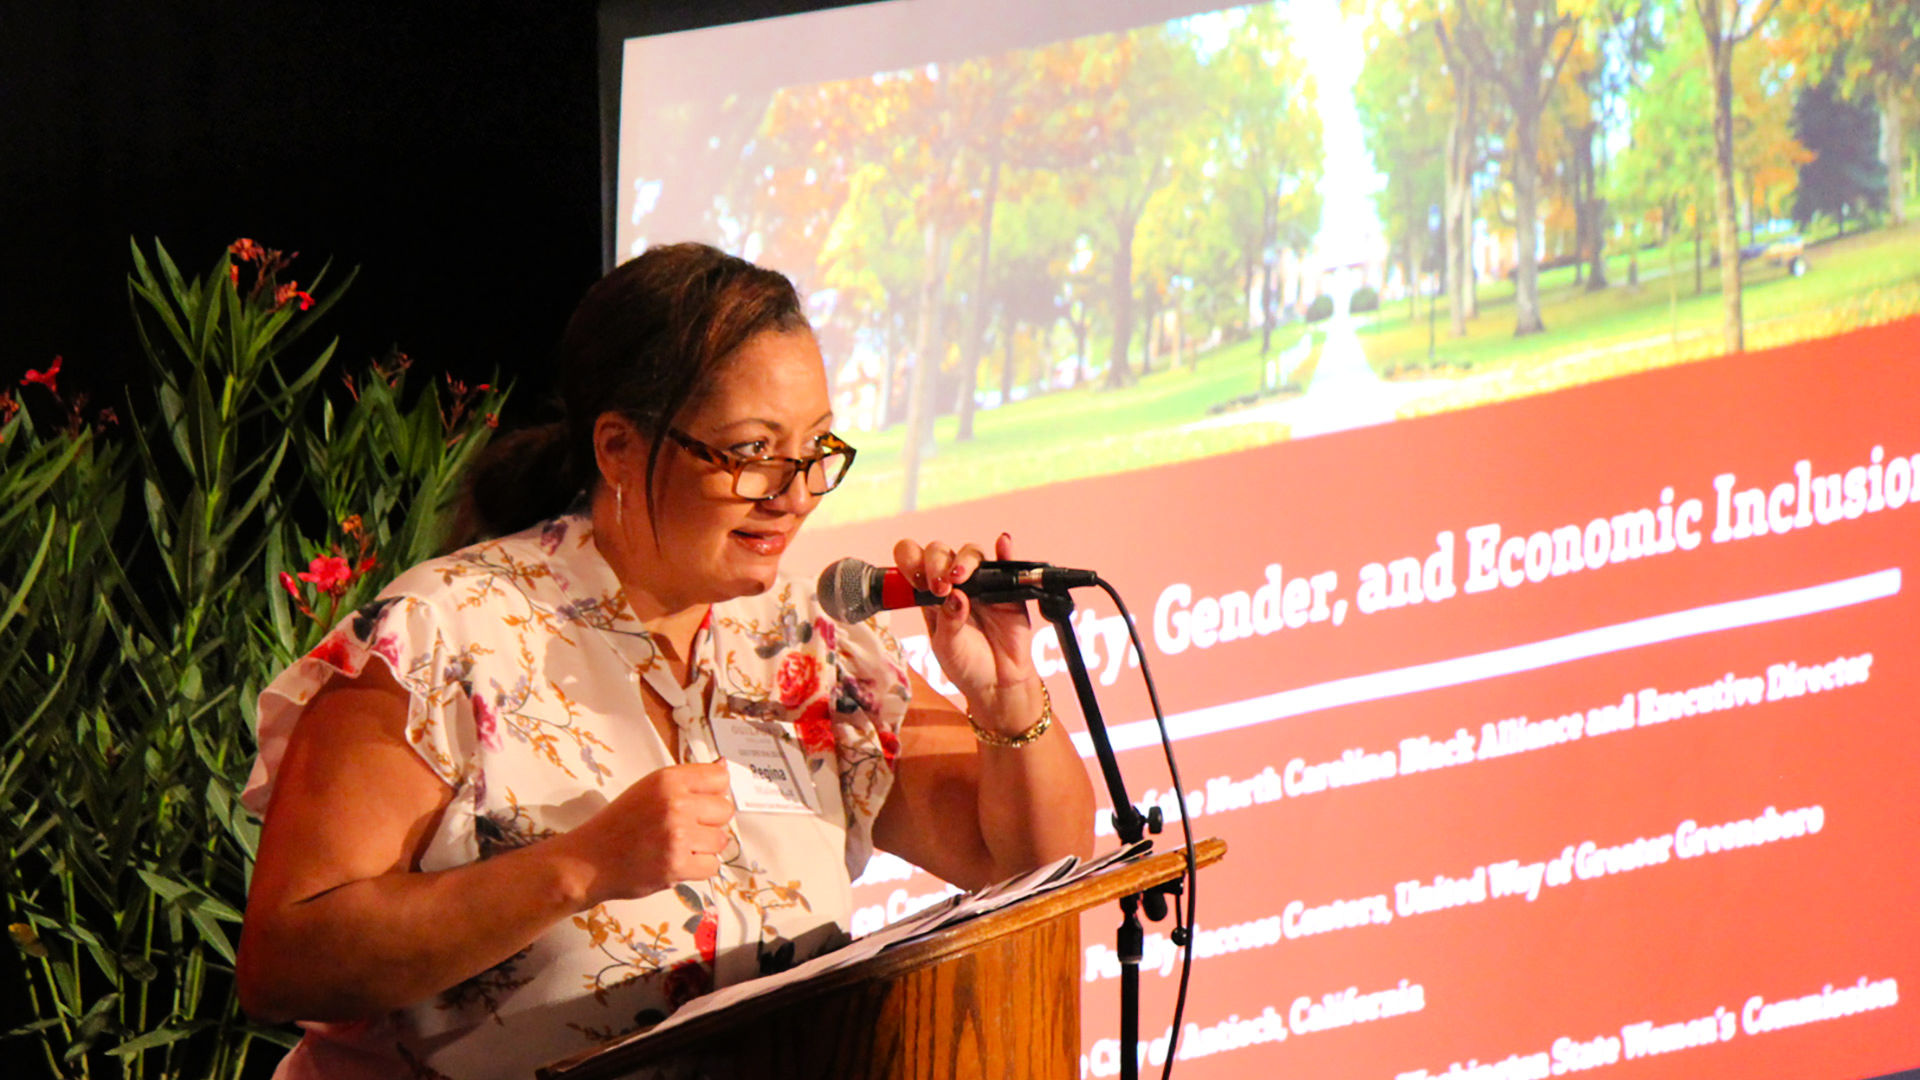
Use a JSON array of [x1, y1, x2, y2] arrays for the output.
[[623, 0, 1919, 526]]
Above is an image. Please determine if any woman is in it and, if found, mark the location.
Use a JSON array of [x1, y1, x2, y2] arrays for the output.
[[235, 243, 1095, 1078]]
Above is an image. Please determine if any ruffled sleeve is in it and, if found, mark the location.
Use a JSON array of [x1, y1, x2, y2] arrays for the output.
[[242, 586, 485, 869]]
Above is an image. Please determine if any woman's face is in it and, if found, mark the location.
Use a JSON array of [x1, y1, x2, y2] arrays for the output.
[[627, 327, 834, 610]]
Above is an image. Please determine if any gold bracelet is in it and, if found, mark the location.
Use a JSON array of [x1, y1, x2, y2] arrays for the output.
[[967, 684, 1053, 749]]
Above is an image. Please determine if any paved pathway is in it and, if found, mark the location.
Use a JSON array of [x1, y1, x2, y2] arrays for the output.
[[1183, 305, 1446, 439], [1287, 310, 1401, 438]]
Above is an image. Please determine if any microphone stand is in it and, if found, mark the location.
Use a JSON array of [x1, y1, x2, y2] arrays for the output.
[[978, 581, 1174, 1080]]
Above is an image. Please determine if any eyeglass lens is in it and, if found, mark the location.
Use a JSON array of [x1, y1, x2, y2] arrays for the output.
[[734, 451, 853, 499]]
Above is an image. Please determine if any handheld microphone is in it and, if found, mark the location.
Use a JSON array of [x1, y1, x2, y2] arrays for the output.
[[816, 557, 1098, 623]]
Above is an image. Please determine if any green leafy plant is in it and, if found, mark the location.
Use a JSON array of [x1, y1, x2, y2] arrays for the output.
[[1, 239, 506, 1077]]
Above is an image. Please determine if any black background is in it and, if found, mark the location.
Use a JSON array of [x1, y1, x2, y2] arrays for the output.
[[0, 0, 857, 415], [0, 0, 840, 1069], [1, 2, 614, 413]]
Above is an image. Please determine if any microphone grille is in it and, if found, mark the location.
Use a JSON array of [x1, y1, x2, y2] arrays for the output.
[[817, 557, 882, 623]]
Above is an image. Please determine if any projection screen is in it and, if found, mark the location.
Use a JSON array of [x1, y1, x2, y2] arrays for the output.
[[602, 1, 1920, 1076]]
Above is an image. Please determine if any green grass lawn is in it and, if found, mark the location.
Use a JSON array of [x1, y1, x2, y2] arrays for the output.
[[812, 220, 1919, 527], [1432, 217, 1852, 312], [814, 322, 1310, 525], [1356, 220, 1920, 376]]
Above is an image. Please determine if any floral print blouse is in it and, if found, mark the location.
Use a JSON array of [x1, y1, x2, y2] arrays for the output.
[[242, 512, 911, 1079]]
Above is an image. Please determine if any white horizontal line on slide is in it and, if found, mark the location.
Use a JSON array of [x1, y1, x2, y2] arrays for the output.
[[1072, 567, 1903, 758]]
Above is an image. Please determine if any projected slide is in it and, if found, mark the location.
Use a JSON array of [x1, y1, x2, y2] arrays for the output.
[[613, 1, 1920, 1077]]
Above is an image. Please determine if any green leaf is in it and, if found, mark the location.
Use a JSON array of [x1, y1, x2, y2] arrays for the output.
[[135, 868, 193, 905], [129, 246, 195, 363], [137, 869, 243, 924], [0, 514, 56, 637], [212, 437, 290, 551], [154, 238, 188, 305], [1, 1015, 62, 1039], [110, 1021, 203, 1057], [47, 958, 81, 1013], [192, 263, 223, 372], [7, 239, 511, 1073], [0, 433, 87, 532], [189, 908, 237, 964], [63, 991, 122, 1060]]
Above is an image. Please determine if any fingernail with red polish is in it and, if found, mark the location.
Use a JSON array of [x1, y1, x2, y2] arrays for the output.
[[944, 594, 962, 615]]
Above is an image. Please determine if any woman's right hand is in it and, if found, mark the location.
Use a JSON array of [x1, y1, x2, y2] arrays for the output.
[[561, 761, 735, 907]]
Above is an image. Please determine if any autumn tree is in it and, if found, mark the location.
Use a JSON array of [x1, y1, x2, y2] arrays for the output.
[[1435, 0, 1582, 337], [793, 67, 975, 511], [1731, 30, 1813, 238], [898, 84, 966, 512], [1690, 0, 1783, 352], [1070, 25, 1209, 389], [744, 85, 875, 292], [948, 42, 1112, 440], [1774, 0, 1920, 226], [1134, 165, 1214, 373], [817, 163, 925, 429], [1208, 5, 1324, 356], [1564, 1, 1661, 290], [1352, 0, 1498, 333], [1609, 14, 1716, 299], [1358, 14, 1452, 318], [947, 58, 1023, 442], [1793, 79, 1888, 234], [624, 93, 775, 253], [982, 179, 1081, 400]]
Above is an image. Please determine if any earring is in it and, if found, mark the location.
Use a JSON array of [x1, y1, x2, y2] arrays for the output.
[[615, 485, 627, 533]]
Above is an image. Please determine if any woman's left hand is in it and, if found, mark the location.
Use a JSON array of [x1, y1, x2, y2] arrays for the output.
[[891, 533, 1037, 713], [875, 532, 1095, 887]]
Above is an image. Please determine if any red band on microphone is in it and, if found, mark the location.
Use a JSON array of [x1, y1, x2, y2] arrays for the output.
[[879, 568, 921, 611]]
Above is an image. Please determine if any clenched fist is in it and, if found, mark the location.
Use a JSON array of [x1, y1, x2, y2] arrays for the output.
[[559, 760, 735, 907]]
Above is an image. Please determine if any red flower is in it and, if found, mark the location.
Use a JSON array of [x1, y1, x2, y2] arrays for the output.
[[693, 910, 717, 964], [273, 282, 314, 311], [794, 700, 835, 756], [472, 691, 501, 751], [228, 238, 265, 263], [297, 554, 354, 597], [878, 728, 900, 765], [228, 264, 240, 287], [20, 356, 61, 393], [0, 391, 18, 425], [309, 632, 352, 671], [278, 571, 301, 600], [372, 632, 402, 669], [775, 651, 820, 709]]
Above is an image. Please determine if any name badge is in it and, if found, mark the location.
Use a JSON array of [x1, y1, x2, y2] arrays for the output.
[[710, 712, 820, 815]]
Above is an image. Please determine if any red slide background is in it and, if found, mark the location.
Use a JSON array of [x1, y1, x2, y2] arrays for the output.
[[795, 316, 1920, 1079]]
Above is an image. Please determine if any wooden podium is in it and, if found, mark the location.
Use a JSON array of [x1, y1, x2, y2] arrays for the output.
[[540, 837, 1226, 1080]]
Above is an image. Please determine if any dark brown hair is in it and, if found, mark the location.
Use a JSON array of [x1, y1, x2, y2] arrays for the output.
[[456, 243, 809, 542]]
